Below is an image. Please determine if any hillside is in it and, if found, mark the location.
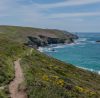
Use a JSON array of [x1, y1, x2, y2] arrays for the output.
[[0, 25, 78, 48], [0, 25, 100, 98]]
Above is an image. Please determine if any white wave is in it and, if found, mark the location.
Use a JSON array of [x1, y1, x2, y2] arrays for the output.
[[76, 66, 100, 75], [76, 66, 93, 71], [88, 41, 96, 44], [75, 37, 96, 44], [53, 45, 66, 49], [67, 43, 76, 46], [68, 42, 86, 47], [49, 44, 67, 49], [98, 71, 100, 75], [73, 38, 88, 46], [38, 47, 44, 52], [74, 37, 97, 45], [39, 47, 58, 53], [75, 38, 87, 42], [45, 49, 58, 53], [38, 38, 88, 52]]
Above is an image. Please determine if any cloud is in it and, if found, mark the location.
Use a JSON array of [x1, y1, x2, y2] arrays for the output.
[[0, 0, 21, 17], [0, 0, 100, 32], [48, 12, 100, 18], [0, 0, 100, 18], [35, 0, 100, 9]]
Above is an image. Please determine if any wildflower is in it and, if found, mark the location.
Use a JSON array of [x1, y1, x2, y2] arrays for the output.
[[75, 86, 84, 92], [42, 75, 49, 81], [56, 79, 64, 87]]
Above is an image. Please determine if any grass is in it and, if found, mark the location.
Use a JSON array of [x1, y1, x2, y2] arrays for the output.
[[21, 49, 100, 98], [0, 35, 29, 97], [0, 25, 100, 98], [0, 89, 8, 98]]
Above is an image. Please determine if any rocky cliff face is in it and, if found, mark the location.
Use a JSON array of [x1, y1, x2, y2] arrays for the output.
[[26, 33, 78, 48]]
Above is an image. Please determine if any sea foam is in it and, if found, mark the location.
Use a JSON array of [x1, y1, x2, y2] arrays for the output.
[[76, 66, 100, 75]]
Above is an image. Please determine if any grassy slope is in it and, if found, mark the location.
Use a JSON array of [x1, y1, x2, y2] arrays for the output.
[[0, 25, 72, 98], [0, 25, 100, 98], [0, 25, 72, 43], [21, 49, 100, 98], [0, 29, 30, 97]]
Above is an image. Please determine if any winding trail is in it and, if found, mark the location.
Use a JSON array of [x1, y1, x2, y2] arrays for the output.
[[9, 59, 27, 98]]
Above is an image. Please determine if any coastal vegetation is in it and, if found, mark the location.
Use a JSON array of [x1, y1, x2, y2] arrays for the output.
[[21, 49, 100, 98], [0, 37, 28, 97], [0, 25, 100, 98]]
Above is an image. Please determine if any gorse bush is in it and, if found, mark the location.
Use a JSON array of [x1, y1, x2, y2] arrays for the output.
[[21, 49, 100, 98]]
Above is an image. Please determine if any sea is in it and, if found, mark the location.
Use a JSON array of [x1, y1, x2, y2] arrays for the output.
[[38, 33, 100, 74]]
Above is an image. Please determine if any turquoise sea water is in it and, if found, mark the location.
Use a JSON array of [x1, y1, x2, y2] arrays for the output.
[[39, 33, 100, 74]]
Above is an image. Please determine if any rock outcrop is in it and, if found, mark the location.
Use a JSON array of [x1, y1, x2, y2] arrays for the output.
[[26, 33, 78, 48], [96, 40, 100, 43]]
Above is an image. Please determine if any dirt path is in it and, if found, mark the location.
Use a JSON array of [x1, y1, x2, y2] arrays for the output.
[[9, 59, 27, 98]]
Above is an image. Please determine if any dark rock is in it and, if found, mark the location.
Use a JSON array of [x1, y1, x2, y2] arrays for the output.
[[96, 40, 100, 43], [25, 32, 78, 48], [65, 85, 73, 90], [47, 37, 65, 44], [28, 36, 42, 46]]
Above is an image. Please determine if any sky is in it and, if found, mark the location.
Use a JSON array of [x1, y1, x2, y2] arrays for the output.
[[0, 0, 100, 32]]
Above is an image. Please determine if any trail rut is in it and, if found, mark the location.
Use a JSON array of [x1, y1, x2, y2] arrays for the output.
[[9, 59, 27, 98]]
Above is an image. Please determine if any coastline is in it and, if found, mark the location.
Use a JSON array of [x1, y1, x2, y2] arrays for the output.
[[37, 43, 100, 75], [0, 26, 100, 97]]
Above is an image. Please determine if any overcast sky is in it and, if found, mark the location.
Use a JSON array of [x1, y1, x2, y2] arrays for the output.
[[0, 0, 100, 32]]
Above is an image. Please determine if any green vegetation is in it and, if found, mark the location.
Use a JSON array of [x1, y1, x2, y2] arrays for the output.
[[0, 25, 75, 42], [21, 49, 100, 98], [0, 33, 29, 97], [0, 25, 100, 98], [0, 89, 8, 98]]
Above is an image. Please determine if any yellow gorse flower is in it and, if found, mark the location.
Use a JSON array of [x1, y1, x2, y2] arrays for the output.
[[75, 86, 96, 95], [56, 79, 64, 87], [42, 75, 49, 81], [75, 86, 84, 92]]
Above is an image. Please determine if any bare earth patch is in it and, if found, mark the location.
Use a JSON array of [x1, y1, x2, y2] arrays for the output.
[[9, 59, 27, 98]]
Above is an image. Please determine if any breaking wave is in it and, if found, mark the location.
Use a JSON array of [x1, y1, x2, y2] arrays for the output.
[[76, 66, 100, 75]]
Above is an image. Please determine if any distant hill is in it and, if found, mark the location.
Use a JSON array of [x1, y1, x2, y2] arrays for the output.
[[0, 25, 78, 48], [0, 25, 100, 98]]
